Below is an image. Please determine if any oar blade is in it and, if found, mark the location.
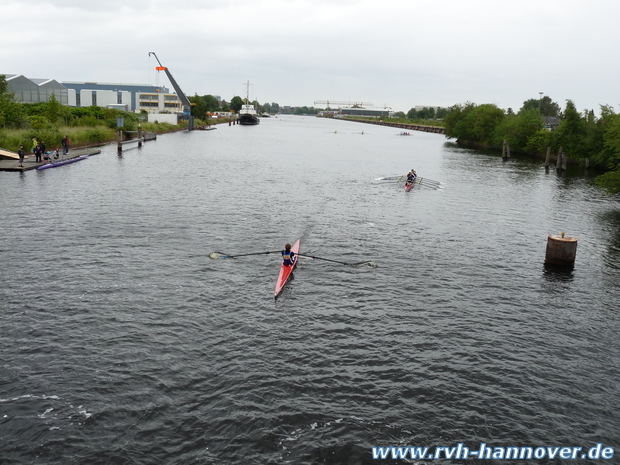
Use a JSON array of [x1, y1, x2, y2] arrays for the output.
[[209, 252, 230, 259]]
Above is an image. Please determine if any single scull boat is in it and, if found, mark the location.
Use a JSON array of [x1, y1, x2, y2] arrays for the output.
[[274, 239, 300, 298], [37, 155, 88, 170]]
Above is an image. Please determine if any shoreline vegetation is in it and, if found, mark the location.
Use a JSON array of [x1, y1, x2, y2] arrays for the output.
[[0, 117, 233, 154], [1, 74, 619, 192], [440, 101, 620, 193]]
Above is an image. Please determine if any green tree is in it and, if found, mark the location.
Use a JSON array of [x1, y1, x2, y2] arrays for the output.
[[230, 96, 243, 112], [520, 96, 561, 116], [470, 104, 505, 144], [204, 95, 219, 112], [553, 100, 587, 158], [46, 94, 62, 124], [436, 107, 449, 119], [0, 74, 27, 128], [444, 103, 504, 144], [589, 108, 620, 192], [494, 108, 543, 152], [189, 94, 208, 118], [444, 102, 477, 141]]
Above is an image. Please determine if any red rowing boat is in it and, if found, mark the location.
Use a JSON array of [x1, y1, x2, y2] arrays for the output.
[[405, 182, 413, 192], [274, 239, 300, 298]]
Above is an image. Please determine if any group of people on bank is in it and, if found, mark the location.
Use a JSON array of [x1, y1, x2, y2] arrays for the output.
[[16, 135, 70, 167]]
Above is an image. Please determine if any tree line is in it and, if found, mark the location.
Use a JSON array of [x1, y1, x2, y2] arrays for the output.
[[443, 98, 620, 192], [188, 94, 284, 116]]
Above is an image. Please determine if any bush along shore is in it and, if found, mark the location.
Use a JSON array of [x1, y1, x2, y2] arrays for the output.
[[0, 117, 233, 155], [442, 100, 620, 193]]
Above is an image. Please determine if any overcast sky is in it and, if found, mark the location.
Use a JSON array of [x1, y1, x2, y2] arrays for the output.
[[1, 0, 618, 114]]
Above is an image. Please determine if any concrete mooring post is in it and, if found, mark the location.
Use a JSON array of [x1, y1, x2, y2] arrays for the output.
[[545, 147, 551, 173], [545, 232, 578, 268], [137, 125, 142, 148]]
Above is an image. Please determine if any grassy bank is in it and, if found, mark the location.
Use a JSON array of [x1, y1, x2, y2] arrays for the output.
[[0, 118, 232, 153]]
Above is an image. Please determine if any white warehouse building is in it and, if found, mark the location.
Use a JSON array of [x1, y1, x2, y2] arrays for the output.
[[3, 74, 183, 116]]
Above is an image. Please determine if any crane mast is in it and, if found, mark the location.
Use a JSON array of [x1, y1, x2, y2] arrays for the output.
[[148, 52, 194, 130]]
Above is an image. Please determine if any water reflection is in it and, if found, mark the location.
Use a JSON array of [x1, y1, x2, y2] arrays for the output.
[[598, 209, 620, 270]]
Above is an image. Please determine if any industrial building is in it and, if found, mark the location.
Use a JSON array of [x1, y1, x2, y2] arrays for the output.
[[4, 74, 68, 105], [3, 74, 183, 115]]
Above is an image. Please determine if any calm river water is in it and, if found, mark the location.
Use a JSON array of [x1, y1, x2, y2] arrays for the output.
[[1, 116, 619, 464]]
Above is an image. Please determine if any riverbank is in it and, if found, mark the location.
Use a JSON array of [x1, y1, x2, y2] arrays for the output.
[[0, 118, 234, 156], [0, 147, 101, 171], [339, 117, 444, 134]]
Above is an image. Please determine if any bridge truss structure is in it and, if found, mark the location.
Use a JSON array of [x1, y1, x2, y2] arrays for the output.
[[314, 100, 375, 109]]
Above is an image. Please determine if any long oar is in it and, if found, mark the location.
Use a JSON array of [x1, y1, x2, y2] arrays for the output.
[[418, 177, 441, 185], [296, 253, 376, 267], [209, 250, 280, 259]]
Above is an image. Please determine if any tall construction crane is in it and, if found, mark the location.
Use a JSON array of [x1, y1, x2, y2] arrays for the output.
[[314, 100, 374, 109], [148, 52, 194, 130]]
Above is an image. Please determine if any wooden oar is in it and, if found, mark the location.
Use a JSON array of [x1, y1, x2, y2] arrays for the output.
[[418, 177, 441, 185], [209, 250, 280, 259], [296, 253, 376, 267]]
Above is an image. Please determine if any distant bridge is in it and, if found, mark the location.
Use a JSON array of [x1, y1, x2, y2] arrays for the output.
[[314, 100, 374, 108]]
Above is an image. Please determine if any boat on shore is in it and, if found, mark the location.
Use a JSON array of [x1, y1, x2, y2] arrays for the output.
[[274, 239, 300, 298], [239, 80, 260, 126]]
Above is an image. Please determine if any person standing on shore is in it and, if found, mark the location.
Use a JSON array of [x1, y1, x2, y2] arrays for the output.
[[34, 143, 42, 162], [31, 137, 38, 154], [61, 135, 70, 155], [18, 145, 25, 167]]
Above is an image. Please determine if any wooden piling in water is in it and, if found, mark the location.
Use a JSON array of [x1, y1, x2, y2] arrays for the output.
[[502, 140, 510, 160], [545, 233, 578, 268], [117, 128, 123, 155], [556, 147, 567, 173]]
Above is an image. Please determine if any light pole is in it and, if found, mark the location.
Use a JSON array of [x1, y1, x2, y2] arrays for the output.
[[539, 92, 543, 113]]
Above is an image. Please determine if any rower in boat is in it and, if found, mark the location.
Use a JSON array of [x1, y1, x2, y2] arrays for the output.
[[282, 243, 296, 266]]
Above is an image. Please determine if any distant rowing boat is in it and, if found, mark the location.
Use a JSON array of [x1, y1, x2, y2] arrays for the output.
[[37, 155, 88, 170]]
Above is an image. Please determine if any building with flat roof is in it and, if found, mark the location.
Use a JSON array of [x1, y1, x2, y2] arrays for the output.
[[62, 81, 182, 113], [338, 107, 393, 118], [2, 74, 183, 115]]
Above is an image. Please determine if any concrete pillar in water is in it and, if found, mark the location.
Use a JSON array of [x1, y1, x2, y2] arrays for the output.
[[545, 147, 551, 173], [545, 233, 578, 268]]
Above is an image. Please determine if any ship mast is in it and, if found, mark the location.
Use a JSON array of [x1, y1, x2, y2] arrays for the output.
[[244, 80, 252, 104]]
